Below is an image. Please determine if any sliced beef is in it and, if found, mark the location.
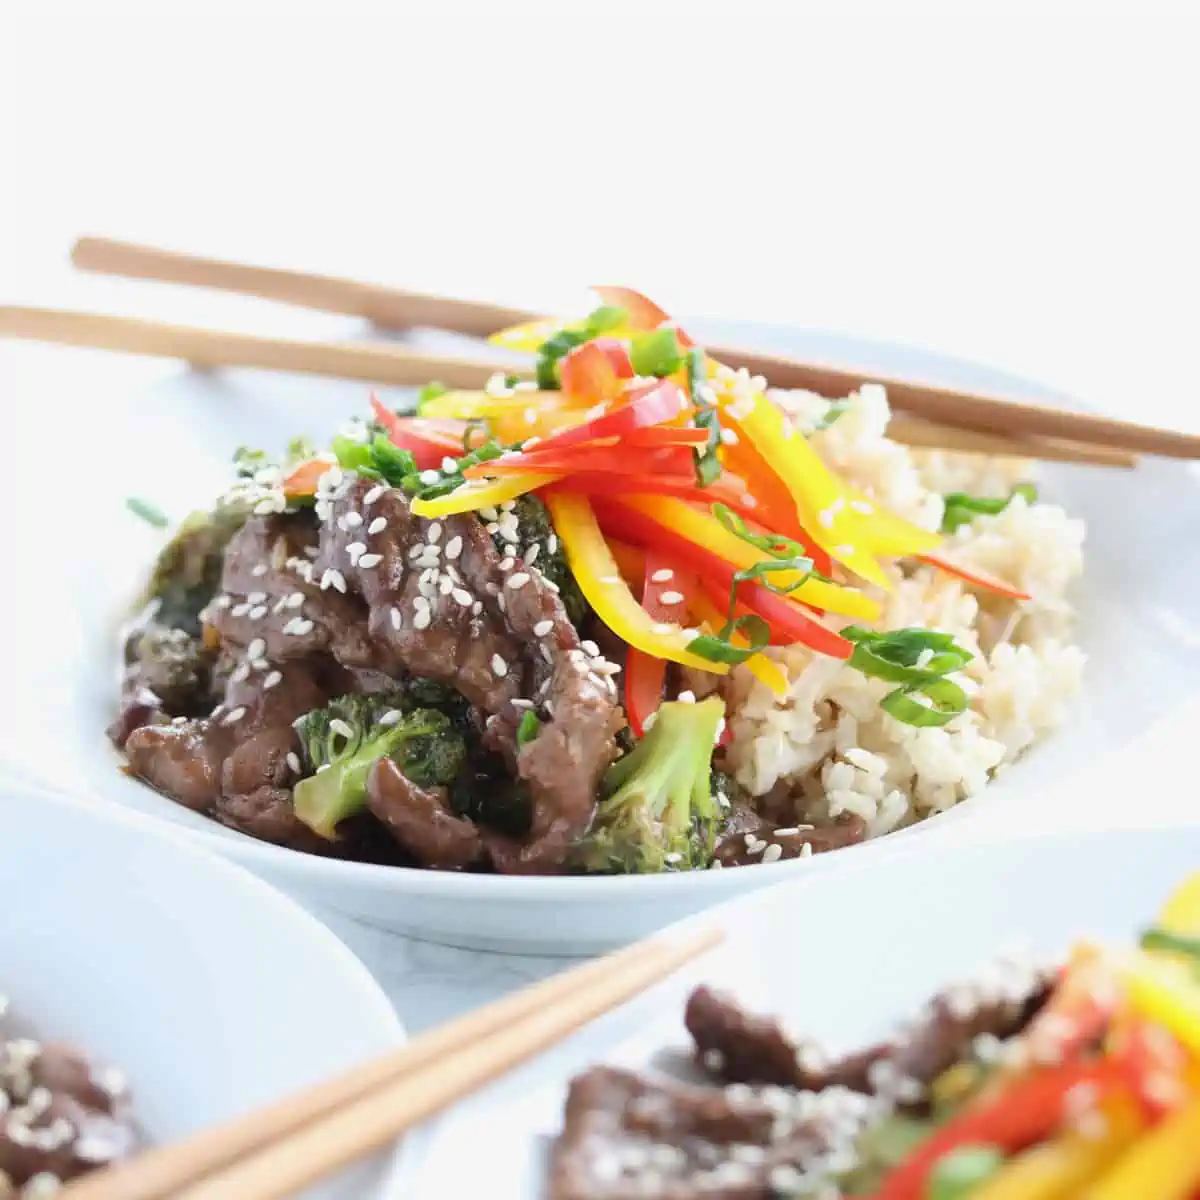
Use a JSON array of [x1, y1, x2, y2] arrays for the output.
[[686, 968, 1052, 1103], [714, 812, 867, 868], [367, 757, 483, 870], [549, 1066, 874, 1200]]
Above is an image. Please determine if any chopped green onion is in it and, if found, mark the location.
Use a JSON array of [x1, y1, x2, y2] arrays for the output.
[[686, 348, 722, 487], [583, 305, 628, 335], [927, 1145, 1005, 1199], [535, 328, 589, 390], [331, 434, 375, 475], [463, 418, 490, 454], [713, 504, 814, 563], [125, 496, 168, 528], [367, 434, 418, 487], [406, 439, 509, 500], [812, 398, 852, 432], [687, 614, 771, 666], [232, 445, 270, 478], [516, 710, 541, 747], [842, 626, 974, 727], [1141, 928, 1200, 962], [942, 484, 1038, 534], [630, 328, 685, 378], [416, 381, 448, 412]]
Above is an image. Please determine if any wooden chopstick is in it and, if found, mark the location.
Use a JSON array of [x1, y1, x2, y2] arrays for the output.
[[61, 925, 721, 1200], [71, 235, 1200, 460], [0, 305, 1132, 468]]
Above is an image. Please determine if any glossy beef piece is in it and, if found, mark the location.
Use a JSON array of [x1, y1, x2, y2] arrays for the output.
[[366, 757, 483, 870], [0, 1038, 137, 1188], [686, 971, 1052, 1100], [549, 1066, 855, 1200], [713, 812, 867, 868], [307, 479, 621, 873]]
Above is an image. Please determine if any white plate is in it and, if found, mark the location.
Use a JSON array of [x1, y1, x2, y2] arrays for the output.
[[6, 321, 1200, 952], [0, 782, 416, 1198], [411, 822, 1200, 1197]]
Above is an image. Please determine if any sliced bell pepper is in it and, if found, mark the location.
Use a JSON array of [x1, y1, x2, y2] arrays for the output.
[[417, 387, 568, 421], [970, 1091, 1144, 1200], [544, 492, 727, 674], [604, 538, 646, 587], [487, 315, 571, 352], [282, 458, 331, 499], [592, 285, 694, 348], [921, 550, 1031, 602], [1157, 872, 1200, 938], [410, 472, 560, 518], [612, 494, 880, 621], [465, 444, 696, 482], [687, 587, 789, 696], [592, 499, 854, 660], [544, 474, 770, 530], [370, 396, 469, 470], [1121, 953, 1200, 1058], [1086, 1095, 1200, 1200], [558, 337, 634, 405], [624, 552, 684, 736], [869, 1059, 1131, 1200], [521, 378, 689, 455]]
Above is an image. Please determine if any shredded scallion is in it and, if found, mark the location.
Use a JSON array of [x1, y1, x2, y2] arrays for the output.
[[125, 496, 168, 528], [942, 484, 1038, 534]]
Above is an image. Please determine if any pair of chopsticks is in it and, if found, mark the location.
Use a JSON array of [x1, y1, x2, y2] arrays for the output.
[[4, 235, 1200, 467], [62, 925, 721, 1200]]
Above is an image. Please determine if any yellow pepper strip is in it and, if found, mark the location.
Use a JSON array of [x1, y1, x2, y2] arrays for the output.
[[687, 588, 788, 696], [1157, 871, 1200, 936], [488, 316, 569, 352], [616, 494, 881, 621], [1085, 1096, 1200, 1200], [410, 473, 560, 518], [974, 1094, 1143, 1200], [546, 493, 727, 675], [1121, 952, 1200, 1057], [418, 389, 563, 421]]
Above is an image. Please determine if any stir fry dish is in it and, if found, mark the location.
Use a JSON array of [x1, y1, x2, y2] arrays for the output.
[[550, 873, 1200, 1198], [0, 995, 137, 1196], [111, 287, 1082, 875]]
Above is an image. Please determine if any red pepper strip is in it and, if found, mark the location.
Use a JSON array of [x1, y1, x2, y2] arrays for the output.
[[543, 474, 766, 527], [523, 378, 689, 455], [281, 459, 328, 499], [622, 427, 711, 448], [869, 1059, 1132, 1200], [559, 339, 628, 406], [592, 286, 695, 348], [465, 444, 696, 481], [718, 432, 833, 576], [592, 499, 852, 660], [370, 396, 468, 470], [920, 550, 1031, 601], [624, 551, 689, 736]]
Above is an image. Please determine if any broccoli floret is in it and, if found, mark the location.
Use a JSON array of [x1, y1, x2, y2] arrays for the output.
[[124, 622, 215, 715], [293, 694, 466, 838], [491, 495, 588, 628], [573, 696, 726, 874]]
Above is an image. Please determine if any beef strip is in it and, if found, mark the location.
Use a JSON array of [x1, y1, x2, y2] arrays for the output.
[[549, 1066, 875, 1200], [714, 812, 868, 868], [305, 478, 621, 873], [686, 968, 1052, 1102], [366, 757, 483, 870]]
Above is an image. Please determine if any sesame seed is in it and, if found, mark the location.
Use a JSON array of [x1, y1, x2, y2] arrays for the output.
[[659, 590, 685, 605], [251, 563, 268, 577], [248, 605, 267, 620], [451, 587, 473, 606], [523, 543, 540, 565], [441, 456, 458, 474], [719, 427, 739, 445], [485, 522, 500, 535], [390, 607, 402, 630], [472, 601, 482, 615], [285, 592, 305, 609], [444, 535, 463, 559], [548, 534, 558, 554], [346, 541, 366, 564], [533, 619, 554, 637], [212, 594, 232, 609], [581, 639, 600, 656], [543, 579, 560, 593], [761, 843, 783, 864], [231, 603, 251, 617], [246, 591, 266, 604], [414, 594, 430, 609], [491, 654, 508, 677], [231, 663, 250, 683], [651, 622, 675, 634], [507, 572, 531, 590], [247, 638, 266, 660], [677, 690, 696, 703], [480, 506, 499, 520], [283, 617, 314, 636], [345, 511, 363, 528], [221, 707, 247, 726], [500, 500, 516, 512], [438, 575, 454, 595], [498, 556, 515, 571], [358, 553, 383, 568], [800, 842, 814, 858], [427, 521, 443, 543], [286, 752, 301, 773], [320, 568, 347, 593], [419, 469, 440, 486], [650, 568, 674, 583], [413, 608, 431, 630], [363, 484, 386, 505], [408, 543, 425, 561], [379, 709, 404, 727], [263, 670, 282, 689], [367, 516, 387, 535]]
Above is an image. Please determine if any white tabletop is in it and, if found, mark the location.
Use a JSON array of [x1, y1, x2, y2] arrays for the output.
[[4, 0, 1200, 1080]]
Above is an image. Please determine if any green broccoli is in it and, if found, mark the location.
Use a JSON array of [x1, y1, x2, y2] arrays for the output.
[[491, 495, 588, 628], [573, 696, 726, 874], [293, 695, 467, 838]]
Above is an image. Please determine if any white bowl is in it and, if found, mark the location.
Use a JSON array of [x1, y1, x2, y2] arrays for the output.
[[0, 782, 415, 1198], [5, 321, 1200, 953], [411, 822, 1200, 1196]]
